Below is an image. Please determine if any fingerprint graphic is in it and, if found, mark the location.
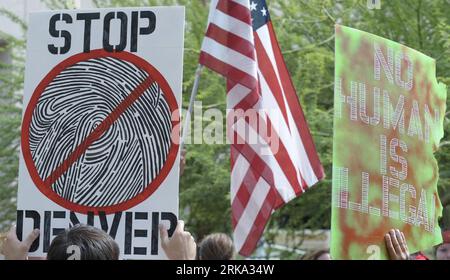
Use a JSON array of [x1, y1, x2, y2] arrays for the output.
[[28, 56, 173, 207]]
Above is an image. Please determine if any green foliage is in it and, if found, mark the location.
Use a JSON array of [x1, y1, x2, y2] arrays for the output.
[[42, 0, 78, 9], [0, 7, 26, 230], [0, 0, 449, 259]]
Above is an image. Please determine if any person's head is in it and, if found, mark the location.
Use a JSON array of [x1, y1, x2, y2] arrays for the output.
[[302, 249, 331, 260], [197, 233, 234, 260], [435, 230, 450, 260], [47, 224, 120, 260]]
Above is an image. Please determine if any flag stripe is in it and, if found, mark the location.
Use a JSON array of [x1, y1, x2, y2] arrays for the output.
[[232, 86, 260, 110], [209, 9, 253, 43], [206, 23, 255, 60], [231, 0, 251, 8], [199, 52, 257, 89], [261, 75, 319, 186], [230, 131, 302, 230], [216, 0, 252, 25], [231, 165, 259, 228], [233, 177, 271, 253], [201, 37, 256, 77], [254, 33, 290, 131], [232, 105, 305, 198], [258, 71, 311, 190], [264, 116, 305, 195], [226, 82, 252, 109], [230, 154, 251, 202], [232, 119, 298, 201], [257, 24, 321, 186], [267, 22, 324, 180], [232, 130, 275, 188], [238, 188, 276, 256]]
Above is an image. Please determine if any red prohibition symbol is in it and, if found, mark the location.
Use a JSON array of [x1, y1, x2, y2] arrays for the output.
[[22, 49, 179, 214]]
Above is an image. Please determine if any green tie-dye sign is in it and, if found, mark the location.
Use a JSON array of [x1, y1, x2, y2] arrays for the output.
[[331, 25, 447, 260]]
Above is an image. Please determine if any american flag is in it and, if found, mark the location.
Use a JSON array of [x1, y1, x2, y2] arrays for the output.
[[199, 0, 324, 256]]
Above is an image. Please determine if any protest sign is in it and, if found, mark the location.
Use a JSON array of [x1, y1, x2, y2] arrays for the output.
[[332, 25, 447, 259], [17, 7, 184, 259]]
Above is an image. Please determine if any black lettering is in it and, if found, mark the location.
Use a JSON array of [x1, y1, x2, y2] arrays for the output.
[[43, 211, 51, 252], [103, 12, 128, 52], [52, 211, 66, 236], [133, 247, 147, 255], [134, 212, 148, 255], [60, 14, 73, 54], [125, 212, 132, 254], [103, 12, 115, 52], [161, 212, 177, 237], [130, 11, 156, 52], [139, 11, 156, 35], [134, 229, 147, 237], [151, 212, 159, 255], [99, 211, 122, 239], [24, 210, 40, 252], [131, 11, 139, 52], [16, 210, 24, 244], [48, 14, 60, 54], [87, 211, 94, 226], [48, 13, 72, 54], [42, 211, 65, 252], [76, 13, 100, 53], [69, 211, 80, 227], [116, 12, 128, 52]]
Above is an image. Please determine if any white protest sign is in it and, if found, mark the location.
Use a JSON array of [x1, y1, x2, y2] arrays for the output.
[[17, 6, 184, 259]]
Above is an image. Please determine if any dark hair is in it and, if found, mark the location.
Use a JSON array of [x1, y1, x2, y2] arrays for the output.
[[198, 233, 234, 260], [47, 224, 120, 260]]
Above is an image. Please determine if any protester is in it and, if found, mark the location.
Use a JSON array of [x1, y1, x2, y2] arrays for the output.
[[47, 224, 120, 260], [197, 233, 234, 260]]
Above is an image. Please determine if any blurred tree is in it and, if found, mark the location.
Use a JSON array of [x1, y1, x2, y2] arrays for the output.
[[0, 0, 448, 259], [0, 7, 26, 230]]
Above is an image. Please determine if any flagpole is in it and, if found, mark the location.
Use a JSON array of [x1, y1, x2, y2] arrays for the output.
[[180, 64, 203, 152]]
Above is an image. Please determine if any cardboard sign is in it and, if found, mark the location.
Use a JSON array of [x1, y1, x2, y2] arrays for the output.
[[331, 25, 447, 259], [17, 7, 184, 259]]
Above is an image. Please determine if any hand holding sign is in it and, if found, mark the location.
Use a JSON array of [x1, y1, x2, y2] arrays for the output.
[[160, 220, 196, 260], [1, 225, 40, 260], [385, 229, 410, 260]]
